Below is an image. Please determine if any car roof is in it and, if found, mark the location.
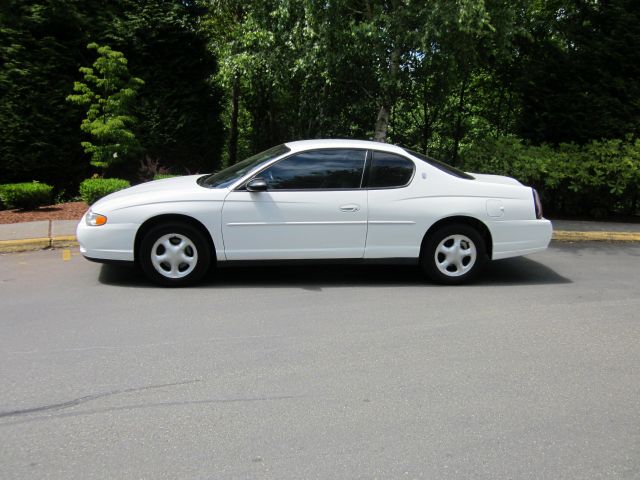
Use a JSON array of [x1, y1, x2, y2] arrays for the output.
[[284, 139, 409, 155]]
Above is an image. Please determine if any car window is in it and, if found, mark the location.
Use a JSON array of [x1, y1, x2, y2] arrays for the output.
[[368, 151, 415, 188], [403, 147, 474, 180], [198, 144, 290, 188], [259, 149, 366, 190]]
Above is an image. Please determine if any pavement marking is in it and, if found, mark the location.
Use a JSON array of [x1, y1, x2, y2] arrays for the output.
[[62, 249, 71, 261]]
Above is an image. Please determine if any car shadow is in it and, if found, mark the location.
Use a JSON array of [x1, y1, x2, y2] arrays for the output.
[[98, 256, 570, 289], [551, 239, 640, 257], [479, 256, 571, 286]]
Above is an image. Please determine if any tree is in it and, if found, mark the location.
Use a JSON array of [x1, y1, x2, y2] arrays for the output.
[[67, 43, 144, 172], [114, 0, 225, 174], [0, 0, 118, 190], [515, 0, 640, 145], [1, 0, 226, 191], [203, 0, 500, 159]]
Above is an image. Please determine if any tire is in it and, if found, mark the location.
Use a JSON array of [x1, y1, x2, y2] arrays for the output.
[[421, 224, 487, 285], [139, 222, 211, 287]]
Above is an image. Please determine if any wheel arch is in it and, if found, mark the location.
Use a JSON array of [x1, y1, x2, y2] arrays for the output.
[[421, 216, 493, 259], [134, 214, 217, 264]]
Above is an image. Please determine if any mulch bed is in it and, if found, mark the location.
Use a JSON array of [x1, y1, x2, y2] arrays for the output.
[[0, 202, 88, 224]]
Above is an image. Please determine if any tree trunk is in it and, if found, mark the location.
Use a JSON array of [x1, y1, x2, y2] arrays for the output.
[[228, 75, 240, 165], [421, 83, 432, 154], [227, 4, 246, 165], [451, 76, 468, 166], [373, 46, 401, 143], [495, 84, 505, 137], [373, 105, 391, 142]]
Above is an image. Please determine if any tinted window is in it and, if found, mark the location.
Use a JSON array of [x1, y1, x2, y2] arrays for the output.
[[368, 151, 415, 188], [259, 149, 366, 190], [199, 144, 290, 188], [403, 148, 474, 180]]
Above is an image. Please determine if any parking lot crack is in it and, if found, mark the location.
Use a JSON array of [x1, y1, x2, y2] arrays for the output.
[[0, 379, 200, 419]]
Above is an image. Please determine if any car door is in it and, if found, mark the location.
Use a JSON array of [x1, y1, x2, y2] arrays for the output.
[[364, 150, 422, 258], [221, 148, 368, 260]]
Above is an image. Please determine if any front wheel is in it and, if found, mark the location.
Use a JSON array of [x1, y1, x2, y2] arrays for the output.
[[139, 223, 211, 286], [421, 224, 487, 285]]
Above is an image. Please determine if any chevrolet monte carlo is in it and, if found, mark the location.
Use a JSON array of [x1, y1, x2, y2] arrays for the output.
[[77, 139, 552, 286]]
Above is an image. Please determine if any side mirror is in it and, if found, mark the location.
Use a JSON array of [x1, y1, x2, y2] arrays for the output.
[[246, 177, 268, 192]]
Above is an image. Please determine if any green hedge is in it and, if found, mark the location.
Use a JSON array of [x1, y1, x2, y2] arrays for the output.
[[0, 181, 53, 210], [79, 178, 130, 205], [153, 173, 177, 180], [460, 136, 640, 218]]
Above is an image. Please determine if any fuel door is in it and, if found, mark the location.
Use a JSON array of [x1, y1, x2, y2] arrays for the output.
[[486, 199, 505, 218]]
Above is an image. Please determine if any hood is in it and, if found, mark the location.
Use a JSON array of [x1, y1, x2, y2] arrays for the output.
[[91, 175, 226, 211], [97, 175, 204, 202], [469, 173, 523, 187]]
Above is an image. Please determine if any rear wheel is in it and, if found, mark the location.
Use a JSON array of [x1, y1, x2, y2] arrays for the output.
[[139, 223, 211, 286], [421, 224, 487, 285]]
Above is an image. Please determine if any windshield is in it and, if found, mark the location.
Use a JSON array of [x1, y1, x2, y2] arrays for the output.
[[403, 148, 475, 180], [198, 144, 291, 188]]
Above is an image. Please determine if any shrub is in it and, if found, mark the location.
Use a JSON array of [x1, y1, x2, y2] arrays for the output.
[[460, 135, 640, 218], [153, 173, 177, 180], [0, 181, 53, 210], [79, 178, 130, 205]]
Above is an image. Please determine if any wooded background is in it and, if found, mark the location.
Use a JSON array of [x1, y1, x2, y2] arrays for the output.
[[1, 0, 639, 216]]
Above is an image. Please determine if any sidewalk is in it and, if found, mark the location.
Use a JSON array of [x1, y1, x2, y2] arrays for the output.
[[0, 219, 639, 253], [0, 220, 78, 252]]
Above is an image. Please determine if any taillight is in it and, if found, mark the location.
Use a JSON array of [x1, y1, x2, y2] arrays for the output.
[[532, 188, 543, 219]]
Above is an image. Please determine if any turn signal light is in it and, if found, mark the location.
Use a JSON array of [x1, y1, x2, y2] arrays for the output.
[[86, 210, 108, 226]]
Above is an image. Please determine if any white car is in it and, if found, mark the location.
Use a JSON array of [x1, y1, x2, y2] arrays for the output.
[[77, 139, 552, 286]]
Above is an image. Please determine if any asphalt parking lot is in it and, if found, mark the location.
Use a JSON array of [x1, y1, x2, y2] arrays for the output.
[[1, 242, 639, 479]]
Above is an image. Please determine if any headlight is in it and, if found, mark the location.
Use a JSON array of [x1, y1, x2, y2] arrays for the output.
[[86, 210, 108, 226]]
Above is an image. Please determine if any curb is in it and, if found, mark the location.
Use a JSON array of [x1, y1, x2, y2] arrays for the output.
[[1, 230, 640, 254], [552, 230, 640, 242], [0, 236, 78, 253]]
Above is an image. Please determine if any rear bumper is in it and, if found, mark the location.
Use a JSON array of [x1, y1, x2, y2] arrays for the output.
[[489, 219, 553, 260]]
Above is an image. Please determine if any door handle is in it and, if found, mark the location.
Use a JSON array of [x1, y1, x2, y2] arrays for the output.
[[339, 204, 360, 212]]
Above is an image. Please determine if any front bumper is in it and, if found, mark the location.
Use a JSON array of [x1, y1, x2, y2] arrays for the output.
[[76, 215, 138, 262]]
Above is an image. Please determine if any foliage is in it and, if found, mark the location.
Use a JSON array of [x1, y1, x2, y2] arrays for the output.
[[460, 136, 640, 217], [79, 178, 130, 205], [67, 43, 144, 171], [1, 0, 224, 192], [115, 0, 225, 174], [200, 0, 640, 167], [138, 155, 177, 181], [515, 0, 640, 144], [153, 174, 178, 181], [0, 182, 53, 210], [0, 0, 111, 191]]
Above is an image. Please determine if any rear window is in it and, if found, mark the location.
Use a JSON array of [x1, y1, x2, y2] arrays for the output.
[[368, 151, 415, 188], [404, 148, 474, 180]]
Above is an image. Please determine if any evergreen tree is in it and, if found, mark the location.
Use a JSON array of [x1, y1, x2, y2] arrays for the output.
[[67, 43, 144, 172]]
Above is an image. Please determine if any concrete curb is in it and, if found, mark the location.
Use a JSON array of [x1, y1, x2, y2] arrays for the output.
[[552, 230, 640, 242], [0, 236, 78, 253], [1, 230, 639, 254]]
